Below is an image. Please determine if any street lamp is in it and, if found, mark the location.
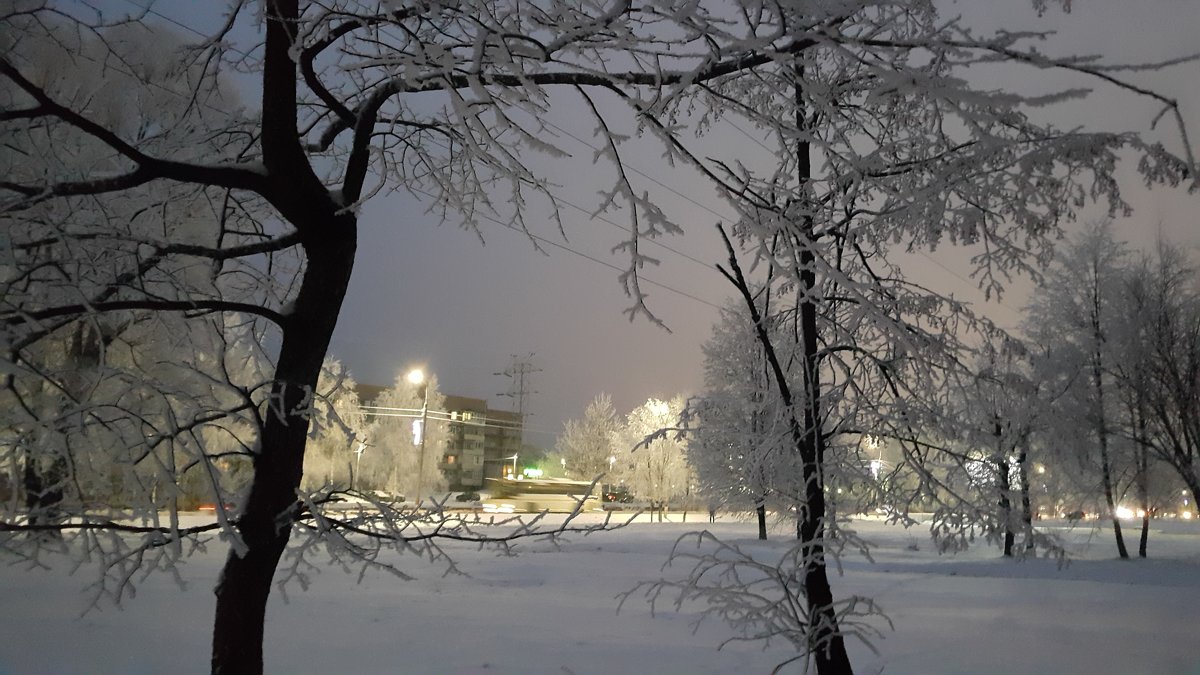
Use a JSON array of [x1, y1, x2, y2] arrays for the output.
[[408, 368, 430, 503], [352, 437, 368, 490]]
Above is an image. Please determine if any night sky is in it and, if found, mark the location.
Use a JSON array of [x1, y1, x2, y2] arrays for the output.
[[102, 0, 1200, 448]]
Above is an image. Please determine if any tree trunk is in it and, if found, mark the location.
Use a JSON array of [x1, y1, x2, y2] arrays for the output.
[[210, 2, 361, 669], [1132, 398, 1150, 558], [715, 63, 852, 675], [993, 420, 1014, 557], [1136, 444, 1149, 558], [793, 102, 852, 673], [23, 448, 66, 526], [210, 220, 356, 673], [997, 455, 1014, 557], [1016, 448, 1034, 551], [756, 500, 768, 541], [1099, 449, 1129, 559], [1089, 264, 1128, 559]]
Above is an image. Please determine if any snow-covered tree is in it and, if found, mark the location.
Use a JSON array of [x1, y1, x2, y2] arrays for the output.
[[621, 396, 692, 522], [688, 300, 792, 539], [360, 371, 447, 501], [0, 19, 273, 533], [1110, 239, 1200, 546], [1, 4, 689, 669], [932, 339, 1059, 557], [620, 2, 1195, 670], [302, 358, 367, 491], [555, 393, 620, 483], [1025, 222, 1134, 558]]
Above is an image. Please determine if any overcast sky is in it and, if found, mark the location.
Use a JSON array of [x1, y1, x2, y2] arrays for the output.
[[108, 0, 1200, 448]]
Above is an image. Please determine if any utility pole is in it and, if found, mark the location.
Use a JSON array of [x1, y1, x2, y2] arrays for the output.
[[496, 353, 540, 444]]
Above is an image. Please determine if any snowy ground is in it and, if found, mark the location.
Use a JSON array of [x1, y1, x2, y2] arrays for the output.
[[2, 513, 1198, 675]]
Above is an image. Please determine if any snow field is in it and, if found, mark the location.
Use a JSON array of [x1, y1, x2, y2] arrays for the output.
[[1, 515, 1197, 674]]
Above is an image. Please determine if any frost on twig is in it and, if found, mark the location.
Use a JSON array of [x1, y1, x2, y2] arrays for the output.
[[2, 485, 635, 612], [620, 530, 889, 673]]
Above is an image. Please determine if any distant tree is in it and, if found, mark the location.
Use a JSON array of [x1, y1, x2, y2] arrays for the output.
[[622, 396, 692, 522], [556, 393, 620, 483], [942, 340, 1053, 557], [688, 300, 790, 540], [1113, 240, 1200, 533], [302, 358, 367, 491], [358, 371, 446, 501], [1025, 222, 1133, 558]]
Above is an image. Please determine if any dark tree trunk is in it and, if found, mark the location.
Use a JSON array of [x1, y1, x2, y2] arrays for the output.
[[23, 451, 66, 523], [210, 222, 356, 674], [993, 419, 1015, 557], [791, 74, 851, 671], [1099, 451, 1129, 559], [1131, 397, 1150, 558], [1136, 444, 1149, 558], [1089, 265, 1128, 560], [714, 62, 852, 675], [210, 2, 359, 672], [1016, 448, 1034, 551], [756, 500, 768, 541], [997, 456, 1014, 557]]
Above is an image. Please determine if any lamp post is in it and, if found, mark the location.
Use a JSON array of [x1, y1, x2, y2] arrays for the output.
[[408, 368, 430, 503], [352, 438, 368, 490]]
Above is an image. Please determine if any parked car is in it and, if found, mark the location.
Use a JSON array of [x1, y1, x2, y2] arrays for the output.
[[603, 488, 634, 503]]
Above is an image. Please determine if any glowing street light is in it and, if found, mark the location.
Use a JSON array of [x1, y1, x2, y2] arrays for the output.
[[352, 437, 368, 490], [408, 368, 430, 503]]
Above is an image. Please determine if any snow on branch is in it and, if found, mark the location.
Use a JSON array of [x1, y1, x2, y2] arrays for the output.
[[619, 530, 890, 672]]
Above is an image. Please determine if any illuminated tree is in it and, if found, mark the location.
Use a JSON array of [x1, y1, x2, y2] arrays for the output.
[[1024, 222, 1134, 558], [556, 393, 620, 483], [301, 358, 367, 491], [621, 396, 692, 522], [359, 370, 446, 500], [688, 300, 791, 539]]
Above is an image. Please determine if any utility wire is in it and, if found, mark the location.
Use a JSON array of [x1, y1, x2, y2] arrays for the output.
[[406, 184, 723, 310], [542, 109, 1025, 325], [84, 3, 1016, 321]]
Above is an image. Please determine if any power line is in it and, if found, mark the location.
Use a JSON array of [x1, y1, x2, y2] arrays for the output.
[[495, 353, 540, 429], [544, 110, 1023, 321], [405, 184, 724, 310], [361, 406, 522, 429], [68, 4, 1012, 326]]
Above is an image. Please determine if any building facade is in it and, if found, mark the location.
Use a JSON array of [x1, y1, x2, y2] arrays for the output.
[[357, 384, 523, 493], [441, 395, 522, 491]]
